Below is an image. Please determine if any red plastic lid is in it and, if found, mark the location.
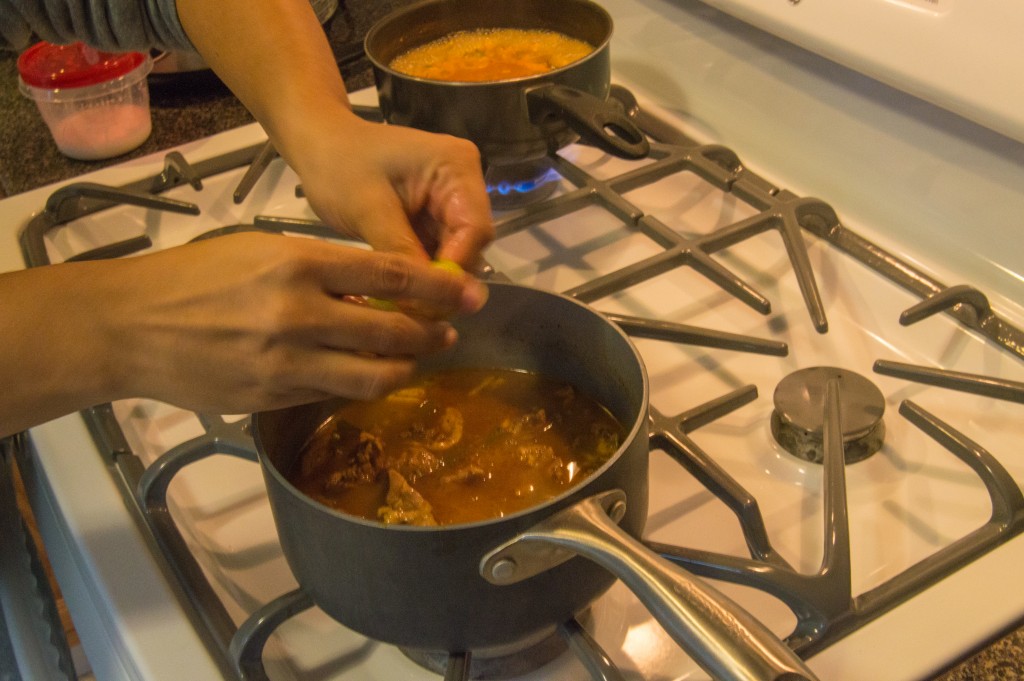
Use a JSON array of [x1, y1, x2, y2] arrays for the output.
[[17, 41, 147, 90]]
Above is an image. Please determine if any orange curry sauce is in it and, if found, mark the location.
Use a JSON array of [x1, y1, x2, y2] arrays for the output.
[[287, 368, 624, 526]]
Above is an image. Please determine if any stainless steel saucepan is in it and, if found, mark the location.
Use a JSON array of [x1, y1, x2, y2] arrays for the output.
[[364, 0, 650, 166], [252, 282, 818, 681]]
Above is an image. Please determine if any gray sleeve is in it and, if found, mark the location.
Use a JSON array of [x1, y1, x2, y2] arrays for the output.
[[1, 0, 195, 53]]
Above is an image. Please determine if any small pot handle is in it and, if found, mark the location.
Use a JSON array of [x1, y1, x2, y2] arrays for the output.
[[480, 490, 818, 681], [527, 84, 650, 160]]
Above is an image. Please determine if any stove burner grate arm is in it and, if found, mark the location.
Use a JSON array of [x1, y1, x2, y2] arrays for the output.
[[16, 93, 1024, 679], [644, 376, 1024, 659], [874, 360, 1024, 403]]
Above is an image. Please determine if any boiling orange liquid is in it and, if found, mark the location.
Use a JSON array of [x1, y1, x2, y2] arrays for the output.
[[389, 28, 594, 82]]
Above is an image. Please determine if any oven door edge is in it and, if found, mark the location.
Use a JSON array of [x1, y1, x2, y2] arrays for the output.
[[19, 414, 226, 681]]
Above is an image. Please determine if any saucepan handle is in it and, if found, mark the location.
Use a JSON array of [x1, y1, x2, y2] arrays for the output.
[[480, 490, 819, 681], [527, 84, 650, 160]]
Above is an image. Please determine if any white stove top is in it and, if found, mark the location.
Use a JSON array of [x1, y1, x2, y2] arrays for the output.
[[693, 0, 1024, 146], [6, 1, 1024, 680]]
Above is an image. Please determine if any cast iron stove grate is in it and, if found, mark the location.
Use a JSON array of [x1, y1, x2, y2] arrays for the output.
[[16, 89, 1024, 680]]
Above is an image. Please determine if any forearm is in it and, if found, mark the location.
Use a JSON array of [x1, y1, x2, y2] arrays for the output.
[[174, 0, 358, 157], [0, 264, 126, 438], [0, 232, 485, 438]]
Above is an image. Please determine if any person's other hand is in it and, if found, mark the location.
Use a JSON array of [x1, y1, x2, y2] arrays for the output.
[[102, 232, 488, 414], [281, 104, 495, 270]]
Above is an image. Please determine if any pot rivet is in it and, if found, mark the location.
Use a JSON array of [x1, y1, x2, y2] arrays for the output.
[[490, 558, 518, 582], [609, 500, 627, 522]]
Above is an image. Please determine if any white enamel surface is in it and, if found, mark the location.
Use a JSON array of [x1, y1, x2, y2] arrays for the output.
[[4, 4, 1024, 679], [601, 0, 1024, 316], [684, 0, 1024, 146]]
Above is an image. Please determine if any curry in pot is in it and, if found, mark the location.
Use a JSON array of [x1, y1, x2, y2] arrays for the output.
[[388, 28, 594, 82], [287, 368, 625, 526]]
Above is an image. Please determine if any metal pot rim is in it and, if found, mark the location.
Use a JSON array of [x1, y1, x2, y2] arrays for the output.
[[365, 43, 610, 89], [253, 282, 649, 534], [363, 0, 614, 87]]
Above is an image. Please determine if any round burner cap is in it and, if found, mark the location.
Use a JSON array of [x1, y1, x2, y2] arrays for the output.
[[771, 366, 886, 464]]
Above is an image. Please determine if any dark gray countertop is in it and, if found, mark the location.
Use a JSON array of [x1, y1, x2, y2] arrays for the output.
[[0, 0, 410, 198], [0, 2, 1021, 679]]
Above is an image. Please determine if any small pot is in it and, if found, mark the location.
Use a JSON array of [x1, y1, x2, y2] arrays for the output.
[[252, 283, 817, 681], [254, 282, 649, 650], [364, 0, 649, 166]]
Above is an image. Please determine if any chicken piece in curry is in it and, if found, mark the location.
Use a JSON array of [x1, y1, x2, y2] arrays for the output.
[[388, 28, 594, 82], [287, 368, 625, 526]]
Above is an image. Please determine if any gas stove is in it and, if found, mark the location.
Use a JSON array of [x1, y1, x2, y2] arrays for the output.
[[4, 1, 1024, 680]]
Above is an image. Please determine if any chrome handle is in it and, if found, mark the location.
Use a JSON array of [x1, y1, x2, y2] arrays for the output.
[[481, 490, 818, 681]]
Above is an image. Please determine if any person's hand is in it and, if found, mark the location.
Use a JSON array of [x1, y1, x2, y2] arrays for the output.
[[0, 229, 490, 438], [176, 0, 494, 268], [101, 232, 488, 414], [279, 103, 496, 270]]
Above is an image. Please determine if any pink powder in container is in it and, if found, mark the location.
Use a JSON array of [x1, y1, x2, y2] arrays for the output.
[[17, 42, 154, 161]]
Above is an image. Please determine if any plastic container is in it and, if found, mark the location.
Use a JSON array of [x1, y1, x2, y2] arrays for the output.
[[17, 42, 154, 161]]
